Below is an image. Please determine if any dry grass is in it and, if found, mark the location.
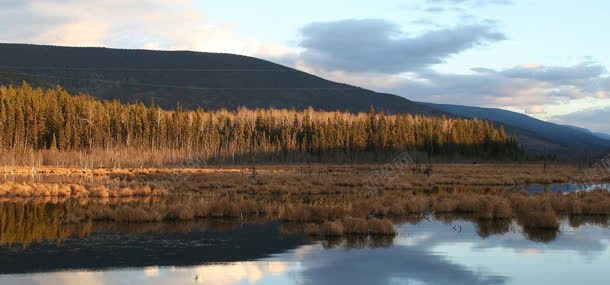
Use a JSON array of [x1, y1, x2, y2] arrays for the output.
[[367, 218, 396, 235], [508, 193, 560, 230], [1, 163, 606, 196], [342, 217, 369, 235], [305, 217, 396, 237], [476, 196, 513, 219], [2, 184, 607, 230], [430, 194, 514, 220], [1, 191, 607, 248], [0, 181, 169, 198], [0, 163, 608, 247], [0, 148, 213, 169]]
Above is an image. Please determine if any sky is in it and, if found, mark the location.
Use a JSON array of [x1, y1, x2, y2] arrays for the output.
[[1, 0, 609, 133]]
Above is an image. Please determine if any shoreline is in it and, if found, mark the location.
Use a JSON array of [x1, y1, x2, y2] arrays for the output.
[[0, 163, 607, 243]]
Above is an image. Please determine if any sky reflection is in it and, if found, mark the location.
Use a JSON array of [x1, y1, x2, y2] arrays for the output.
[[1, 220, 609, 285]]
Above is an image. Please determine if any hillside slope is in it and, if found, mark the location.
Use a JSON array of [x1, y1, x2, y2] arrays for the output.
[[594, 132, 610, 141], [0, 43, 439, 115], [423, 102, 610, 152], [1, 43, 608, 155]]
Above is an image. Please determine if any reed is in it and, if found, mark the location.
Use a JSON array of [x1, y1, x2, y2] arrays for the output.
[[167, 205, 196, 221], [367, 218, 396, 235], [1, 164, 605, 195], [1, 164, 609, 242], [342, 217, 369, 235], [474, 196, 513, 219], [1, 193, 607, 248]]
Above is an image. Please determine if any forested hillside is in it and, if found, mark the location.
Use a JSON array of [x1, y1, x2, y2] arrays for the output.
[[425, 102, 610, 152], [1, 43, 607, 155], [0, 43, 439, 115], [0, 83, 521, 165]]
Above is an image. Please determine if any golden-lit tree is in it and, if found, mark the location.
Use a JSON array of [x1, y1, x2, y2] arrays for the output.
[[0, 83, 521, 163]]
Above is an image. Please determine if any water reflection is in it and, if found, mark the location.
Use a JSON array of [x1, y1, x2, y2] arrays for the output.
[[0, 221, 306, 274], [524, 183, 610, 193], [1, 220, 608, 285], [1, 200, 607, 250], [1, 199, 609, 285]]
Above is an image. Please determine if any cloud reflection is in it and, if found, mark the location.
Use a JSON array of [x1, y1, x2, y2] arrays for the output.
[[2, 261, 289, 285], [1, 219, 608, 285], [294, 244, 505, 285]]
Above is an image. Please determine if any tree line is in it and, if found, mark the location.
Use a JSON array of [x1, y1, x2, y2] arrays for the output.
[[0, 83, 521, 164]]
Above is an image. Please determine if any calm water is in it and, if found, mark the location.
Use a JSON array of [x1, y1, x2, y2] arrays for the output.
[[1, 218, 609, 285], [524, 183, 610, 193]]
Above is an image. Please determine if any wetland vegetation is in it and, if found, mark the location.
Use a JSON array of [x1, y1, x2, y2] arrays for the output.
[[1, 163, 609, 249], [0, 83, 609, 285]]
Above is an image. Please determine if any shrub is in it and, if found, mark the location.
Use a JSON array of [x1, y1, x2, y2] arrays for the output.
[[342, 217, 368, 235], [367, 218, 395, 235], [405, 196, 428, 213], [517, 210, 559, 230]]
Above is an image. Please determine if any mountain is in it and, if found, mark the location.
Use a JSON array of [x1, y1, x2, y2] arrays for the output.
[[594, 132, 610, 141], [423, 103, 610, 153], [566, 124, 610, 142], [0, 43, 440, 115], [562, 124, 594, 134], [1, 43, 608, 155]]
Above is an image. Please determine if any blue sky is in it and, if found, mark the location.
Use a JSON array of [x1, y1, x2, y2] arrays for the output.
[[198, 0, 610, 70], [1, 0, 609, 132]]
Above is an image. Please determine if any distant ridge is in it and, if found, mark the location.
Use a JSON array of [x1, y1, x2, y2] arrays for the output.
[[423, 102, 610, 153], [0, 43, 440, 115], [594, 132, 610, 141], [1, 43, 608, 155]]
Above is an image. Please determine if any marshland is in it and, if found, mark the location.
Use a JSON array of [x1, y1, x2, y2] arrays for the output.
[[1, 163, 609, 241], [1, 84, 610, 285], [6, 0, 610, 281]]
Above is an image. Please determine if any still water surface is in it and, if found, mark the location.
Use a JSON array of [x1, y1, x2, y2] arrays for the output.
[[524, 183, 610, 193], [1, 218, 608, 285]]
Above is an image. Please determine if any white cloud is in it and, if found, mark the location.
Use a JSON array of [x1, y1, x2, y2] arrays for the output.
[[143, 266, 160, 277], [298, 19, 505, 73], [360, 62, 610, 115], [525, 106, 545, 115], [191, 261, 287, 285], [3, 1, 610, 132], [15, 261, 290, 285], [0, 0, 292, 57], [290, 18, 610, 119], [550, 106, 610, 134], [294, 60, 407, 90]]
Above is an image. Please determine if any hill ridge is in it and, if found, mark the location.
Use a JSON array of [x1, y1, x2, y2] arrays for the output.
[[1, 43, 609, 154]]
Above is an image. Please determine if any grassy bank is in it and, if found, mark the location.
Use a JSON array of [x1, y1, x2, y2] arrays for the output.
[[1, 187, 608, 247], [1, 163, 605, 199], [1, 163, 608, 248]]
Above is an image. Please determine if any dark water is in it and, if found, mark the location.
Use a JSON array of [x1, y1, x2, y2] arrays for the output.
[[1, 218, 609, 285]]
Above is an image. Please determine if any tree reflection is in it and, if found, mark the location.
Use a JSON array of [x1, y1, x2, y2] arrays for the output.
[[1, 200, 608, 248]]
